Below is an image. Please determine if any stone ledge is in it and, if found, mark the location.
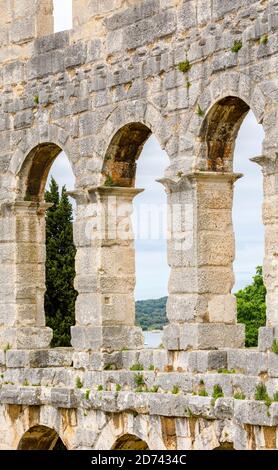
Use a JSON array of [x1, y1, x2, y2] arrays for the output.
[[0, 327, 53, 350], [163, 323, 245, 351], [6, 348, 74, 368]]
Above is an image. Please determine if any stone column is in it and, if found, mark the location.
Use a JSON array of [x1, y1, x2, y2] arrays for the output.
[[252, 155, 278, 350], [160, 172, 245, 350], [0, 201, 52, 349], [70, 187, 144, 352]]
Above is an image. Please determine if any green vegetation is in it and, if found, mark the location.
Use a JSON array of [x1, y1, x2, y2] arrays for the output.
[[273, 392, 278, 402], [231, 40, 242, 53], [236, 267, 266, 347], [136, 297, 167, 331], [104, 364, 116, 371], [3, 344, 11, 352], [178, 60, 191, 74], [218, 369, 236, 374], [116, 384, 122, 392], [84, 390, 90, 400], [234, 392, 246, 400], [104, 175, 116, 187], [75, 377, 83, 389], [260, 34, 268, 45], [198, 389, 208, 397], [271, 340, 278, 355], [149, 385, 159, 393], [212, 385, 224, 399], [34, 95, 39, 105], [22, 379, 29, 386], [130, 363, 144, 371], [148, 364, 155, 371], [196, 104, 205, 117], [255, 383, 270, 401], [45, 178, 77, 347], [97, 385, 104, 392], [134, 373, 145, 387], [171, 385, 180, 395]]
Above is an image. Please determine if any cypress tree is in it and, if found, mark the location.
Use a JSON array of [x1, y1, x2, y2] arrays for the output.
[[44, 177, 77, 347]]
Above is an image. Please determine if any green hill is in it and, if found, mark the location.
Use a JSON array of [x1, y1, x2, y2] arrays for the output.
[[135, 297, 167, 331]]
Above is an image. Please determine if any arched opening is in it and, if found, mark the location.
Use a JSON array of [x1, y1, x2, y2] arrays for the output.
[[18, 425, 67, 450], [18, 144, 76, 347], [103, 124, 170, 346], [200, 96, 250, 172], [214, 443, 235, 450], [200, 97, 265, 346], [53, 0, 73, 32], [112, 434, 149, 450]]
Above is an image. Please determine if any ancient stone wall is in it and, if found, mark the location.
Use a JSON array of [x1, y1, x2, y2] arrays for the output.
[[0, 0, 278, 450]]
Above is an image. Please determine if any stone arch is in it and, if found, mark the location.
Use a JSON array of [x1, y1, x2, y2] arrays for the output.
[[17, 425, 67, 450], [102, 122, 152, 187], [94, 414, 166, 450], [188, 72, 268, 172], [112, 433, 149, 450]]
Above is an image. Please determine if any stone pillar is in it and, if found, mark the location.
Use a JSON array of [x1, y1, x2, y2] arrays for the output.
[[160, 172, 245, 350], [252, 155, 278, 350], [70, 187, 144, 352], [0, 201, 52, 349]]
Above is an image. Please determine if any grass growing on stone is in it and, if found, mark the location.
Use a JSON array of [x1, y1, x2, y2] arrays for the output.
[[130, 363, 144, 371], [97, 385, 104, 392], [134, 373, 145, 387], [3, 344, 11, 352], [22, 379, 29, 386], [212, 385, 224, 399], [34, 95, 39, 105], [149, 385, 159, 393], [178, 60, 191, 74], [198, 389, 208, 397], [116, 384, 122, 392], [84, 389, 90, 400], [255, 383, 271, 406], [234, 392, 246, 400], [148, 364, 155, 371], [104, 363, 116, 371], [104, 175, 116, 187], [231, 40, 242, 53], [271, 340, 278, 354], [260, 34, 268, 45], [196, 104, 205, 117], [75, 377, 83, 389], [171, 385, 180, 395], [218, 368, 236, 374]]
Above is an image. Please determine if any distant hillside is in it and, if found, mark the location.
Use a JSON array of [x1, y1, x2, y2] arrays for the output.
[[135, 297, 167, 331]]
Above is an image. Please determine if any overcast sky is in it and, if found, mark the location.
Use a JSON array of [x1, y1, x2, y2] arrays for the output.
[[50, 1, 265, 300]]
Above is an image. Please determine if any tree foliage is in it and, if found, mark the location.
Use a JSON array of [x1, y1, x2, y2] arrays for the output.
[[44, 178, 77, 347], [236, 266, 266, 347]]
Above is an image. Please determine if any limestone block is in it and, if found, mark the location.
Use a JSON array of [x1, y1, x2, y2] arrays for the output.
[[214, 398, 234, 419], [0, 349, 5, 366], [0, 327, 52, 350], [187, 395, 215, 419], [149, 393, 189, 417], [117, 391, 149, 414], [227, 350, 268, 375], [232, 374, 261, 399], [190, 350, 228, 373], [200, 373, 233, 397], [6, 350, 30, 368], [268, 352, 278, 378], [208, 295, 237, 324], [71, 326, 144, 352], [258, 327, 278, 351], [29, 349, 74, 368], [156, 372, 192, 393], [51, 388, 77, 409], [234, 400, 273, 426], [163, 323, 245, 351], [152, 350, 169, 372]]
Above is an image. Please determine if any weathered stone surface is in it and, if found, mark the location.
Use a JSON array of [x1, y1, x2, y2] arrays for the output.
[[0, 0, 277, 451]]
